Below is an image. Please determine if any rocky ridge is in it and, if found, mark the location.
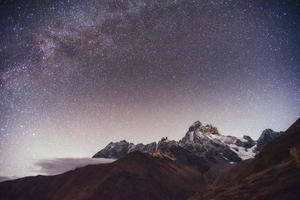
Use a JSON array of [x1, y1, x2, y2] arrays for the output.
[[93, 121, 282, 162]]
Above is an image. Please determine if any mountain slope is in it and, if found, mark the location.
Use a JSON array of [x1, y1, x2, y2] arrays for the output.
[[0, 119, 295, 200], [0, 148, 211, 200], [189, 118, 300, 200]]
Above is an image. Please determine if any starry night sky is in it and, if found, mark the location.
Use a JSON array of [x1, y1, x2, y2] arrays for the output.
[[0, 0, 299, 177]]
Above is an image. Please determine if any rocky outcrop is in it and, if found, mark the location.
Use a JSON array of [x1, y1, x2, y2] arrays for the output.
[[179, 121, 242, 162], [93, 120, 260, 162], [93, 140, 157, 159], [235, 135, 256, 148], [92, 140, 132, 158], [255, 129, 282, 152], [93, 120, 284, 163]]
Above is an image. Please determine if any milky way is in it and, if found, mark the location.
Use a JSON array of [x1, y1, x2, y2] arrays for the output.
[[0, 0, 299, 177]]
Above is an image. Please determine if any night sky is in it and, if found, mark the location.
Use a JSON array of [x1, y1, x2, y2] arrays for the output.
[[0, 0, 299, 178]]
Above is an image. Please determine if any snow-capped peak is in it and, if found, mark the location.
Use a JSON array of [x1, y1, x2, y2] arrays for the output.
[[93, 120, 282, 162], [180, 121, 257, 161], [184, 121, 220, 142]]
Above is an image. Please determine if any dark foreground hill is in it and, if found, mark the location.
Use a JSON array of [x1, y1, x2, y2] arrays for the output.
[[0, 118, 299, 200], [0, 145, 218, 200], [190, 118, 300, 200]]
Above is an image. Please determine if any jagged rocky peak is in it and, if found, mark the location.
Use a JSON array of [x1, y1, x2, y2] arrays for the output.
[[181, 121, 258, 161], [259, 129, 281, 139], [188, 121, 219, 135], [93, 120, 281, 162], [160, 137, 169, 143], [93, 140, 158, 159], [181, 122, 241, 162], [157, 137, 178, 150], [188, 121, 202, 131], [256, 129, 282, 152], [243, 135, 254, 142], [234, 135, 256, 148], [129, 142, 157, 153], [105, 140, 131, 149], [183, 121, 220, 143], [93, 140, 132, 159]]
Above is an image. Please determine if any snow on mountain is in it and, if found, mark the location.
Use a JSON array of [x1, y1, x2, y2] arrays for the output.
[[179, 121, 257, 162], [93, 120, 281, 162], [228, 144, 256, 160], [93, 140, 157, 158]]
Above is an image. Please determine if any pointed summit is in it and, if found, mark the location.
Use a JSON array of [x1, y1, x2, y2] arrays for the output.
[[256, 129, 282, 152], [183, 121, 220, 143], [188, 121, 202, 131]]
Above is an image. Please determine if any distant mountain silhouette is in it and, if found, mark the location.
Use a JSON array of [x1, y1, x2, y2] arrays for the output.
[[0, 118, 298, 200]]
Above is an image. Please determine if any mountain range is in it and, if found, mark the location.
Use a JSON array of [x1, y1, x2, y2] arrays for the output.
[[93, 121, 281, 163], [0, 118, 299, 200]]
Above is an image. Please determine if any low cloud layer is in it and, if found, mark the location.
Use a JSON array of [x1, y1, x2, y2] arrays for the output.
[[35, 158, 115, 175], [0, 176, 10, 182], [0, 176, 18, 183]]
